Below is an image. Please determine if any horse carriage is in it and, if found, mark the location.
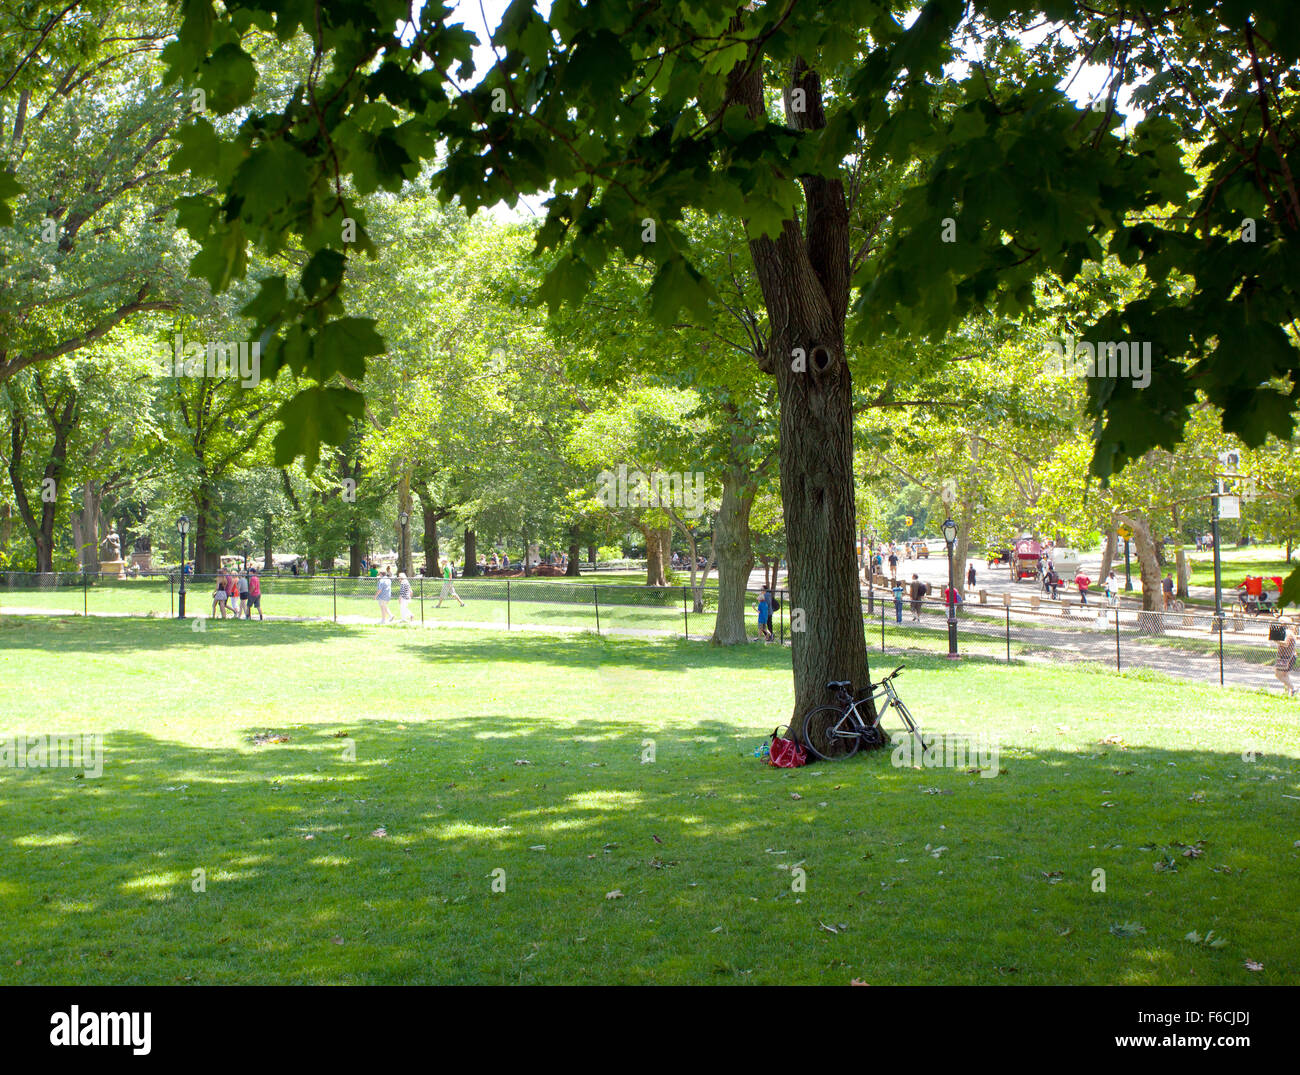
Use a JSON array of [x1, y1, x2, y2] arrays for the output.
[[1012, 537, 1042, 582], [986, 548, 1013, 568]]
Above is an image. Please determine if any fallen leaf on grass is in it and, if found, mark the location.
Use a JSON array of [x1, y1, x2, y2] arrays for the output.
[[605, 890, 623, 900], [850, 978, 869, 986], [370, 827, 387, 838], [1244, 960, 1263, 971], [790, 793, 802, 800], [1109, 922, 1147, 938]]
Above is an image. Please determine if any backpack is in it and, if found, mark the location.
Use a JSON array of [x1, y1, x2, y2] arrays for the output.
[[768, 727, 807, 768]]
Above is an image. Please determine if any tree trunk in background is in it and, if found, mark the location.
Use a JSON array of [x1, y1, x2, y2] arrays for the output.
[[464, 528, 477, 576], [194, 484, 217, 573], [397, 473, 414, 577], [1171, 505, 1188, 598], [1099, 515, 1118, 580], [263, 514, 274, 571], [953, 495, 975, 595], [1118, 512, 1163, 618], [711, 473, 756, 645], [587, 544, 597, 566], [733, 55, 870, 734], [644, 524, 666, 586], [76, 481, 104, 572], [566, 541, 580, 575]]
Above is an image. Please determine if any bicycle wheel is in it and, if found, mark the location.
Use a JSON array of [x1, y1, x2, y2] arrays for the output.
[[801, 706, 861, 761], [1170, 599, 1185, 613]]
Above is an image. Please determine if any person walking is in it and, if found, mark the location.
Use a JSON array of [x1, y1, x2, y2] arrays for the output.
[[247, 569, 263, 620], [436, 559, 465, 608], [237, 570, 250, 619], [909, 573, 925, 621], [1162, 573, 1174, 610], [1274, 623, 1297, 696], [376, 568, 393, 624], [1074, 569, 1091, 605], [211, 574, 226, 619], [223, 568, 238, 617], [966, 563, 977, 591], [892, 580, 904, 623], [1105, 570, 1119, 608], [397, 571, 414, 622], [888, 549, 899, 581], [755, 589, 773, 642]]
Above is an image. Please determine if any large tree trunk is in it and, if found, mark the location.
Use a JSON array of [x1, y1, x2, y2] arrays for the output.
[[711, 473, 756, 645], [644, 524, 668, 586], [263, 514, 275, 571], [1118, 512, 1163, 625], [397, 472, 414, 576], [464, 528, 477, 576], [733, 57, 872, 735], [1099, 513, 1118, 579], [566, 540, 581, 576]]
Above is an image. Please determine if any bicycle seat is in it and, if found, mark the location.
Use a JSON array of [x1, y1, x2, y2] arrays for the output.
[[825, 680, 852, 690]]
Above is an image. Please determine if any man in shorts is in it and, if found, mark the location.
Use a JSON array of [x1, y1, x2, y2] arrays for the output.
[[237, 571, 250, 618], [247, 569, 263, 620], [436, 559, 465, 607], [909, 574, 925, 621]]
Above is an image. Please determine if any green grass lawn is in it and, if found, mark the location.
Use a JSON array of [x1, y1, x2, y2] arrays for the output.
[[0, 575, 725, 636], [1187, 544, 1296, 590], [1, 616, 1298, 985]]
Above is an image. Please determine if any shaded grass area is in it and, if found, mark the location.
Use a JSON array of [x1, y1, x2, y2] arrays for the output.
[[1, 616, 1298, 985]]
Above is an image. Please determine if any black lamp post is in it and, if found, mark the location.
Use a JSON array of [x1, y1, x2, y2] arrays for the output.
[[942, 517, 958, 658], [398, 511, 410, 575], [1122, 526, 1134, 591], [867, 527, 878, 615], [177, 515, 190, 619]]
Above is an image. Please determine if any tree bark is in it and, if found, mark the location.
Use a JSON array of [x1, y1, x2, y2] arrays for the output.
[[731, 55, 873, 735], [1099, 516, 1117, 580], [1118, 512, 1163, 619], [464, 527, 477, 576], [264, 514, 275, 571], [644, 524, 667, 586], [711, 472, 756, 644], [566, 541, 581, 575]]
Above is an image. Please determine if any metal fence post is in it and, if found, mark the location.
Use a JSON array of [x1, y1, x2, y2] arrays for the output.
[[592, 583, 599, 635], [1006, 605, 1010, 663], [779, 589, 785, 645], [86, 572, 90, 617], [508, 579, 513, 630], [1218, 616, 1224, 686], [880, 602, 885, 652], [169, 572, 173, 618], [683, 586, 688, 639], [420, 576, 425, 624], [333, 576, 337, 623], [1115, 605, 1121, 672]]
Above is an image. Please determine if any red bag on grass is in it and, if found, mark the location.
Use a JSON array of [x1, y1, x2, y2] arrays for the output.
[[768, 727, 807, 768]]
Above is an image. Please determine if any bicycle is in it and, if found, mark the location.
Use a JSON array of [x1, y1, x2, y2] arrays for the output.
[[800, 665, 924, 762]]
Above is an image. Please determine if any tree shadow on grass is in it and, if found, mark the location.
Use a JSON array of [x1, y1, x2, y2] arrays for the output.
[[1, 710, 1297, 985]]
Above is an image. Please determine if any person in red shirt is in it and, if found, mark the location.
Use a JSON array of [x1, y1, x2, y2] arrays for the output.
[[247, 570, 263, 620], [1075, 571, 1091, 605]]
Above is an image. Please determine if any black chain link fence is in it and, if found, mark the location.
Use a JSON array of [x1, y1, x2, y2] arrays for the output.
[[3, 572, 1291, 689]]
